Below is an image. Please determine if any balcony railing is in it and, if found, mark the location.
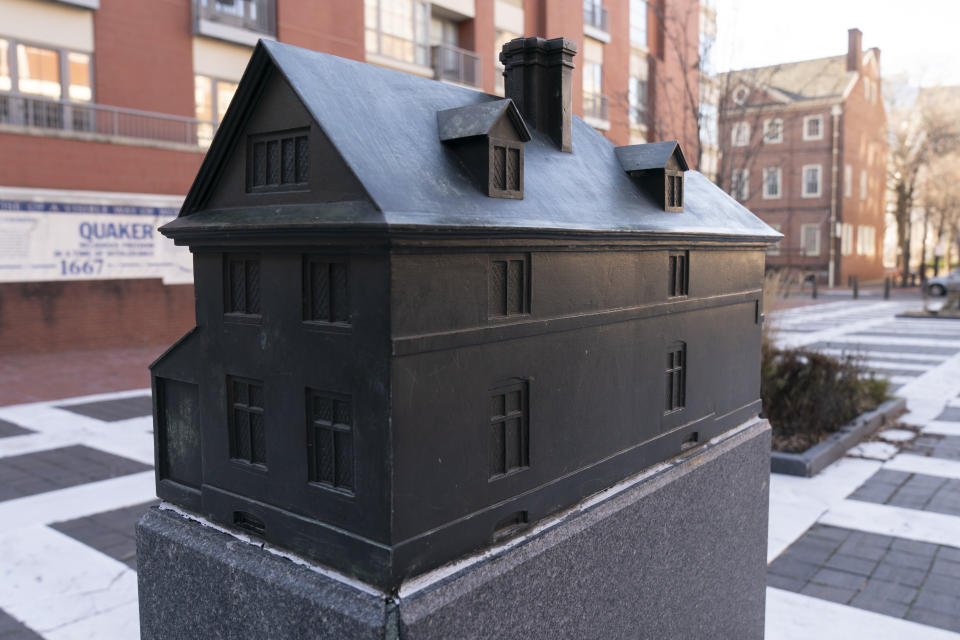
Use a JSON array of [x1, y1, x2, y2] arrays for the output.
[[583, 4, 609, 32], [431, 44, 482, 88], [0, 94, 217, 148], [195, 0, 276, 38], [584, 93, 609, 122]]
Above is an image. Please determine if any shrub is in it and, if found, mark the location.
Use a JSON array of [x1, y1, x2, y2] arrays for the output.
[[761, 341, 891, 453]]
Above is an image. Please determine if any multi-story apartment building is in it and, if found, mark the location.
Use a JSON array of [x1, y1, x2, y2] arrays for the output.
[[718, 28, 888, 284], [0, 0, 700, 354]]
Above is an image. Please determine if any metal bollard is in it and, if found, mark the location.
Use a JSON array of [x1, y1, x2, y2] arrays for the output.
[[812, 279, 818, 299], [884, 277, 891, 299], [852, 276, 859, 299]]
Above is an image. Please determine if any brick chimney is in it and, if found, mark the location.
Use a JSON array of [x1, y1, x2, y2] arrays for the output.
[[847, 28, 862, 72], [500, 37, 577, 153]]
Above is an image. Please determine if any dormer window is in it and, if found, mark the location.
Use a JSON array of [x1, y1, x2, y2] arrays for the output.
[[438, 98, 531, 200], [615, 140, 689, 213], [666, 171, 683, 211]]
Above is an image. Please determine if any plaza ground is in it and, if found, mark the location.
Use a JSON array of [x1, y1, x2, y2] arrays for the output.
[[1, 295, 959, 638]]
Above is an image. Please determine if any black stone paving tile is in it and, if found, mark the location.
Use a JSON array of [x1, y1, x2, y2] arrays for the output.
[[905, 435, 960, 461], [56, 395, 152, 422], [0, 609, 43, 640], [50, 500, 159, 571], [0, 445, 151, 502], [851, 469, 960, 518], [936, 406, 960, 422], [0, 420, 32, 439], [767, 521, 960, 632]]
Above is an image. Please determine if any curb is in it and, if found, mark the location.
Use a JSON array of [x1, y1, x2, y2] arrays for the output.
[[770, 397, 907, 477]]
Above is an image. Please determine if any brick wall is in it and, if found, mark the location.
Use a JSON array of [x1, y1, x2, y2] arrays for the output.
[[0, 280, 195, 355], [277, 1, 365, 62]]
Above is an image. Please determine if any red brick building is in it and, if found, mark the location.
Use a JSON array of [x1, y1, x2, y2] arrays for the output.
[[0, 0, 701, 354], [718, 28, 888, 284]]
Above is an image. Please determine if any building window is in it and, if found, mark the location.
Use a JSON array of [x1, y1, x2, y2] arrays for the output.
[[857, 225, 876, 257], [364, 0, 430, 67], [583, 38, 605, 123], [0, 39, 93, 130], [801, 224, 820, 256], [802, 114, 823, 141], [629, 75, 648, 128], [489, 381, 529, 479], [731, 168, 749, 201], [228, 377, 266, 467], [864, 77, 870, 101], [802, 164, 822, 198], [668, 251, 689, 297], [196, 0, 276, 37], [860, 169, 867, 200], [763, 167, 782, 199], [195, 75, 238, 146], [664, 342, 686, 413], [489, 254, 529, 318], [841, 223, 854, 256], [762, 118, 783, 144], [732, 85, 749, 105], [303, 258, 349, 325], [731, 121, 750, 146], [844, 164, 852, 198], [246, 128, 309, 193], [225, 255, 261, 317], [767, 223, 781, 256], [630, 0, 647, 48], [307, 390, 354, 494]]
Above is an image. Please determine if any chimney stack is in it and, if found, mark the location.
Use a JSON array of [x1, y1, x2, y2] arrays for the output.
[[500, 37, 577, 153], [847, 28, 862, 72]]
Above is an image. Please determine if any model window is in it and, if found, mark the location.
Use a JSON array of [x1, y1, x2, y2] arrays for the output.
[[668, 251, 689, 297], [665, 342, 686, 413], [228, 377, 266, 467], [489, 381, 529, 479], [247, 128, 309, 193], [304, 257, 349, 325], [489, 254, 529, 318], [307, 391, 354, 494], [666, 172, 684, 210], [225, 254, 261, 317]]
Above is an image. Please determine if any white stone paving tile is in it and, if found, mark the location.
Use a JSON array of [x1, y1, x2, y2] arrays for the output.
[[848, 441, 900, 460], [819, 499, 960, 548], [924, 421, 960, 437], [0, 526, 138, 640], [877, 428, 918, 443], [0, 471, 155, 532], [885, 453, 960, 481], [768, 457, 881, 563], [766, 587, 960, 640]]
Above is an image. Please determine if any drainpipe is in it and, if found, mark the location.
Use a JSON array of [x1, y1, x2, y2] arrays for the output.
[[829, 104, 842, 288]]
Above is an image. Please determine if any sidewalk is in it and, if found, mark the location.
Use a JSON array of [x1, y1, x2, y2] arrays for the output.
[[766, 298, 960, 638]]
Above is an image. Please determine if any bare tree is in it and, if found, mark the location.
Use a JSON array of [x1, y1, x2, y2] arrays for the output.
[[886, 84, 960, 284], [920, 152, 960, 271]]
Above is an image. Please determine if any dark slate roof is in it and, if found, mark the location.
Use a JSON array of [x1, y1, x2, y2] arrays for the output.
[[168, 40, 778, 243], [615, 140, 688, 172], [437, 98, 531, 142]]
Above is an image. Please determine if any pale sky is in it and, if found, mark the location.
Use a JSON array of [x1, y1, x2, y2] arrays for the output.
[[713, 0, 960, 87]]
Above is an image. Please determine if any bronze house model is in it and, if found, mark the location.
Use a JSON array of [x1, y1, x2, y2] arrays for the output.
[[151, 37, 779, 590]]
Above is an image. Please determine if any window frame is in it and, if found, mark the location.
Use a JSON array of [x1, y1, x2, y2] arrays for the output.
[[762, 166, 782, 200], [762, 118, 783, 144], [802, 114, 823, 141], [223, 253, 262, 321], [488, 138, 524, 199], [731, 121, 750, 147], [488, 380, 530, 480], [844, 164, 852, 198], [841, 222, 854, 256], [0, 37, 94, 104], [800, 223, 821, 257], [629, 0, 648, 48], [731, 168, 749, 201], [664, 341, 686, 414], [801, 164, 822, 198], [306, 389, 356, 496], [860, 169, 867, 200], [227, 375, 267, 469]]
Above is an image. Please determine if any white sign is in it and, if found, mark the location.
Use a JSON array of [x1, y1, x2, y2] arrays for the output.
[[0, 200, 192, 284]]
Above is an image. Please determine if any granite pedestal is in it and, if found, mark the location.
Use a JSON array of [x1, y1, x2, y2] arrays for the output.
[[137, 418, 770, 640]]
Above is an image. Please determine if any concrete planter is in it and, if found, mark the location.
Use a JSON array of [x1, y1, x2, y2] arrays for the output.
[[770, 397, 907, 477]]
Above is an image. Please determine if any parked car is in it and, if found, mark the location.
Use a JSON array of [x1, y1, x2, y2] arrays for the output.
[[928, 268, 960, 296]]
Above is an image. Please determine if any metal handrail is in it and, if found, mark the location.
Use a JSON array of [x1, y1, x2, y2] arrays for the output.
[[584, 4, 609, 32], [431, 43, 482, 88], [583, 92, 609, 121], [0, 93, 217, 147]]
